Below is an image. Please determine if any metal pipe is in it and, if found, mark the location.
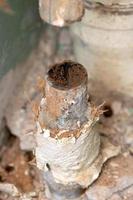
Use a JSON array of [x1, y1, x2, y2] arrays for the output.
[[35, 61, 101, 199]]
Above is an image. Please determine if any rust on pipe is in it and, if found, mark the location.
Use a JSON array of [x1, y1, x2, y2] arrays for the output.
[[47, 61, 87, 89], [35, 61, 103, 200], [39, 61, 89, 131]]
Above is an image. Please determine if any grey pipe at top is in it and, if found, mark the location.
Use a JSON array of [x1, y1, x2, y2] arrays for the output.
[[38, 0, 133, 27]]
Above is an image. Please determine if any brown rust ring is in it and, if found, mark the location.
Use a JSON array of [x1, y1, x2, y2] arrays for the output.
[[47, 61, 88, 90]]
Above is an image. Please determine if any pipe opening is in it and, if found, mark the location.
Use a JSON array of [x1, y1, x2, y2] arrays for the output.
[[47, 61, 88, 90]]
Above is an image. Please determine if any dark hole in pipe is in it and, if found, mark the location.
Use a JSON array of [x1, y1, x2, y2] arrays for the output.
[[47, 61, 88, 90], [103, 105, 113, 118]]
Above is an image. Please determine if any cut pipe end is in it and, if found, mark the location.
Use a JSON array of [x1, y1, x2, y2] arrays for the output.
[[39, 61, 89, 130], [47, 61, 88, 90]]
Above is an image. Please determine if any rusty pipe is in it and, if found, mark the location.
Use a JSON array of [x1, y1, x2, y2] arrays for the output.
[[35, 61, 101, 199], [39, 61, 88, 130]]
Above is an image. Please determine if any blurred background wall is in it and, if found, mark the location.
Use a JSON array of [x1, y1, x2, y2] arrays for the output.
[[0, 0, 42, 78], [0, 0, 43, 128]]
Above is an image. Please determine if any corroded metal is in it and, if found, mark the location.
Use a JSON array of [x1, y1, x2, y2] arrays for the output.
[[35, 61, 101, 199], [34, 61, 120, 200], [39, 61, 88, 130]]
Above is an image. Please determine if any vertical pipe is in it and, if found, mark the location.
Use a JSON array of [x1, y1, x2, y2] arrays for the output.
[[71, 1, 133, 100], [35, 61, 100, 199]]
